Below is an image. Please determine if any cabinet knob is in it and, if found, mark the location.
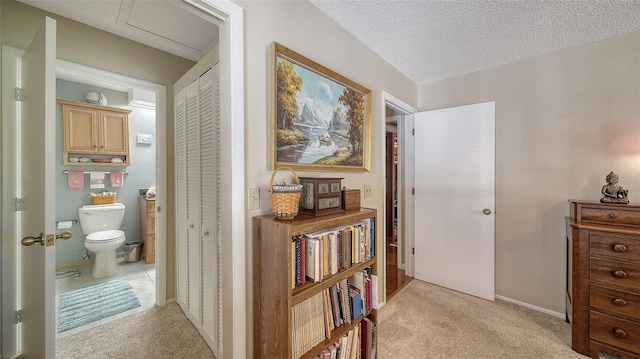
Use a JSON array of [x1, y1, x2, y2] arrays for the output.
[[93, 145, 97, 149], [608, 212, 618, 218], [613, 327, 627, 339], [612, 298, 627, 307], [101, 145, 104, 149], [612, 244, 627, 253], [612, 270, 628, 279]]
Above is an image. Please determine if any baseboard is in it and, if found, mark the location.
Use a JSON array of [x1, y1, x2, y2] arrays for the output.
[[495, 295, 565, 319], [56, 259, 94, 271]]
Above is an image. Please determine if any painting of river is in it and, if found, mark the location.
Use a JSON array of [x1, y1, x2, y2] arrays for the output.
[[277, 125, 349, 164], [271, 42, 371, 171]]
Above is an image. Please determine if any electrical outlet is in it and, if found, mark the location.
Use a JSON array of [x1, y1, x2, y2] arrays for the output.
[[248, 188, 260, 210], [363, 184, 372, 198]]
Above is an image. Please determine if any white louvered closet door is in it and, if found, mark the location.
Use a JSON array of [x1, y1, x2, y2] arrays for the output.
[[175, 90, 188, 310], [174, 65, 222, 358], [199, 66, 221, 353], [185, 78, 203, 330]]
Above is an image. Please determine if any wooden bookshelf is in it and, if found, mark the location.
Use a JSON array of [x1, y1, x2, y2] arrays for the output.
[[253, 208, 377, 359]]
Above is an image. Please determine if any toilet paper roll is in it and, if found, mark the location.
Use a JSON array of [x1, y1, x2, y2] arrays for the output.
[[57, 221, 73, 229]]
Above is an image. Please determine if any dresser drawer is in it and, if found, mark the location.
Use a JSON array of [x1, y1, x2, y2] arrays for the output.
[[591, 258, 640, 291], [590, 341, 640, 359], [581, 207, 640, 226], [591, 284, 640, 322], [590, 311, 640, 353], [591, 235, 640, 262]]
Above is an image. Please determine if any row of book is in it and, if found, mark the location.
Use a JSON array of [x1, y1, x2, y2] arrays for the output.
[[312, 318, 378, 359], [293, 270, 375, 359], [292, 218, 376, 288]]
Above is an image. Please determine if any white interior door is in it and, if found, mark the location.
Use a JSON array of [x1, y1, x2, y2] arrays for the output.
[[19, 16, 57, 357], [199, 66, 221, 353], [414, 102, 495, 301], [185, 78, 203, 330]]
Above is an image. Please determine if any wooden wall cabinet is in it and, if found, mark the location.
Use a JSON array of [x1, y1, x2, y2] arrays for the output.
[[253, 208, 377, 359], [567, 200, 640, 359], [59, 99, 130, 166], [139, 197, 155, 264]]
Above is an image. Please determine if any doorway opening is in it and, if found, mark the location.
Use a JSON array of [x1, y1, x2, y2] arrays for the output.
[[385, 107, 411, 300], [53, 62, 163, 340]]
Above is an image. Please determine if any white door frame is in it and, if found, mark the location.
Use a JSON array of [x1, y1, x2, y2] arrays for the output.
[[382, 92, 416, 299], [182, 1, 246, 357]]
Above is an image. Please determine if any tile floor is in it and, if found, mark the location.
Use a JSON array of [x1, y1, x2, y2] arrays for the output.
[[55, 258, 156, 339]]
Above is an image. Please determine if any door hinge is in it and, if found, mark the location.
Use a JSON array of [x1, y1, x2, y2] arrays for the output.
[[157, 206, 161, 213], [412, 128, 415, 135], [412, 247, 415, 255], [15, 87, 25, 102], [14, 197, 23, 212], [15, 310, 23, 324], [412, 188, 415, 195]]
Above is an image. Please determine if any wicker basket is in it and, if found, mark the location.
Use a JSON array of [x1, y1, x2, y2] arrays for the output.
[[270, 166, 303, 219], [92, 195, 116, 205]]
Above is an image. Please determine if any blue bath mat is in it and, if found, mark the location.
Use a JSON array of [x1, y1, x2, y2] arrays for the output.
[[58, 277, 140, 332]]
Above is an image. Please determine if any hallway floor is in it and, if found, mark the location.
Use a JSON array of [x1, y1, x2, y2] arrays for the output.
[[55, 258, 156, 339]]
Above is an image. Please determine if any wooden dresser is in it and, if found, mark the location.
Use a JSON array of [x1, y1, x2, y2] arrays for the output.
[[138, 197, 155, 264], [567, 200, 640, 359]]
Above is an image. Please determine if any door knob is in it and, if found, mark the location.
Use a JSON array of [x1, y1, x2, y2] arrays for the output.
[[22, 232, 44, 246], [483, 208, 492, 215], [57, 231, 72, 240]]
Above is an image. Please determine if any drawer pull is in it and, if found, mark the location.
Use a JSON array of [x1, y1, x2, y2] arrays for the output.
[[612, 270, 628, 279], [612, 297, 627, 307], [608, 212, 618, 218], [613, 327, 627, 339], [612, 244, 628, 253]]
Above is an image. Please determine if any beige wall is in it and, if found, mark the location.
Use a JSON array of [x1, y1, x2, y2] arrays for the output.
[[1, 0, 196, 300], [236, 0, 417, 350], [419, 31, 640, 314]]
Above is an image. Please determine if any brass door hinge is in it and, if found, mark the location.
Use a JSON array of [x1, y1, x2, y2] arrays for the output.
[[412, 247, 415, 255]]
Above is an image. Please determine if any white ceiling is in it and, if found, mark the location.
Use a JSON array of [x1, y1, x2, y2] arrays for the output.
[[310, 0, 640, 84], [18, 0, 640, 85]]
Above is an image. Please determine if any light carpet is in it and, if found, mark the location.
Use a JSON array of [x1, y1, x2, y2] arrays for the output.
[[56, 303, 214, 359], [377, 280, 589, 359], [58, 277, 140, 332]]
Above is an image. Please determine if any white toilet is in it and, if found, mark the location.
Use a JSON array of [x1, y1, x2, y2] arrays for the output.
[[78, 203, 127, 278]]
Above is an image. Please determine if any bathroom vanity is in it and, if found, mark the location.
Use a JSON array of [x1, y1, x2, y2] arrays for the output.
[[139, 197, 156, 264]]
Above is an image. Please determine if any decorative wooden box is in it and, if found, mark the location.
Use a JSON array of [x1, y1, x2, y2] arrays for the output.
[[342, 188, 361, 211], [298, 177, 345, 216]]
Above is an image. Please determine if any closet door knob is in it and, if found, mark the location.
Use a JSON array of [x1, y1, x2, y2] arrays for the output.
[[189, 224, 194, 229], [613, 244, 627, 253]]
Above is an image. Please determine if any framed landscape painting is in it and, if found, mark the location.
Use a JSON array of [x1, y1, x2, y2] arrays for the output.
[[269, 42, 371, 172]]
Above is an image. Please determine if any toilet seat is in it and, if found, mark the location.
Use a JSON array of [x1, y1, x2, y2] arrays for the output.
[[86, 230, 125, 243]]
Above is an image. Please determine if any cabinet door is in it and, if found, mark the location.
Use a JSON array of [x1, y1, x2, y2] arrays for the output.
[[100, 111, 129, 154], [145, 234, 155, 264], [63, 105, 99, 153]]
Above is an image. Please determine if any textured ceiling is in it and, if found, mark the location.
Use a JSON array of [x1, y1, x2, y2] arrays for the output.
[[310, 0, 640, 84]]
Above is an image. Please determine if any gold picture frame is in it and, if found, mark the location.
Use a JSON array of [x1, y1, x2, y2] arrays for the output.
[[269, 42, 371, 172]]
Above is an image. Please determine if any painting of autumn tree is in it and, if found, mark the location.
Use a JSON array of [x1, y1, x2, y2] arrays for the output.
[[273, 43, 371, 171]]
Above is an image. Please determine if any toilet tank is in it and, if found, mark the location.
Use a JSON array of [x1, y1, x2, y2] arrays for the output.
[[78, 203, 126, 234]]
